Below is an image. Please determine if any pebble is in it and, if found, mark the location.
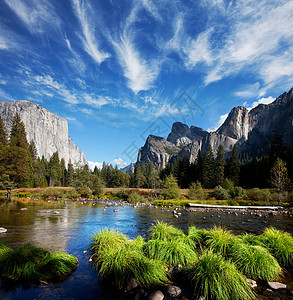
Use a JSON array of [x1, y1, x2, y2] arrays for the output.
[[82, 250, 88, 254], [53, 211, 60, 214], [20, 208, 27, 211], [126, 278, 138, 291], [148, 290, 164, 300], [268, 282, 287, 290], [0, 227, 7, 233], [113, 209, 119, 212], [166, 285, 182, 298]]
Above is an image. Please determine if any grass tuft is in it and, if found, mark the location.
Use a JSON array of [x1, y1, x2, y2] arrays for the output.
[[183, 250, 255, 300], [149, 221, 185, 241], [0, 243, 78, 284], [144, 239, 198, 267], [98, 246, 169, 289], [258, 227, 293, 268], [230, 242, 281, 281]]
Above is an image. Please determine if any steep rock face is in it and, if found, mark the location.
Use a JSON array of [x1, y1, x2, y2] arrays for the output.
[[137, 135, 181, 168], [167, 122, 208, 146], [137, 87, 293, 167], [0, 100, 87, 165]]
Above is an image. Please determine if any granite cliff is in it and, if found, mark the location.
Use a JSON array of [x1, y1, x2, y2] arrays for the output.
[[0, 100, 87, 165], [137, 87, 293, 166]]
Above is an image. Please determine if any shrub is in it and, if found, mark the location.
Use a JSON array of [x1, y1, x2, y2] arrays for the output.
[[246, 188, 272, 202], [77, 185, 92, 198], [231, 186, 247, 198], [163, 175, 180, 199], [183, 250, 255, 300], [67, 189, 81, 199], [114, 188, 128, 201], [213, 186, 230, 200], [188, 181, 207, 200], [230, 243, 281, 281], [128, 192, 144, 204], [149, 221, 185, 241]]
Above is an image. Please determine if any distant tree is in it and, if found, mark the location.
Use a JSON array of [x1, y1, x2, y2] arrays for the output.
[[0, 115, 8, 181], [196, 149, 203, 183], [9, 113, 28, 148], [215, 145, 225, 186], [48, 152, 60, 186], [28, 140, 38, 161], [134, 163, 145, 188], [66, 159, 74, 186], [270, 159, 290, 204], [60, 158, 66, 186], [228, 144, 240, 185], [203, 145, 215, 188], [188, 181, 206, 200], [0, 115, 7, 146], [164, 174, 180, 199], [269, 131, 284, 162]]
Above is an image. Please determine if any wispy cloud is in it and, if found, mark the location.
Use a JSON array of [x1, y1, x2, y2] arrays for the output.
[[72, 0, 110, 64], [234, 82, 261, 98], [4, 0, 60, 34], [88, 160, 103, 170], [245, 96, 275, 111], [208, 113, 228, 132]]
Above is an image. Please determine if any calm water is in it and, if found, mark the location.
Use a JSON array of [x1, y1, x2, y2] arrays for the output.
[[0, 199, 292, 300]]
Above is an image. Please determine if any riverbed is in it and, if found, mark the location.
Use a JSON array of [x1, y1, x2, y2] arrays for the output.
[[0, 198, 292, 299]]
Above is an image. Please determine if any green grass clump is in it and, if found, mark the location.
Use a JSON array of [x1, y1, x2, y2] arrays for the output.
[[144, 239, 198, 267], [129, 235, 145, 252], [98, 246, 169, 289], [187, 226, 204, 249], [0, 243, 78, 284], [149, 221, 185, 241], [204, 226, 237, 255], [0, 241, 10, 256], [184, 250, 255, 300], [258, 227, 293, 268], [90, 229, 128, 256], [230, 243, 281, 281]]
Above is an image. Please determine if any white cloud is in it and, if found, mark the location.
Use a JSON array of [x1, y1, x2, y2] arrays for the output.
[[4, 0, 60, 34], [141, 0, 162, 21], [234, 82, 260, 98], [83, 94, 113, 108], [72, 0, 110, 64], [88, 161, 103, 171], [80, 108, 93, 115], [113, 158, 127, 167], [245, 96, 275, 111], [112, 35, 159, 94], [0, 79, 7, 85], [208, 113, 228, 132]]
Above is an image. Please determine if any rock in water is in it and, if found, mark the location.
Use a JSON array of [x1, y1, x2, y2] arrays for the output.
[[0, 100, 87, 165], [126, 278, 138, 291], [268, 282, 287, 290], [166, 285, 182, 297], [0, 227, 7, 233], [148, 290, 164, 300]]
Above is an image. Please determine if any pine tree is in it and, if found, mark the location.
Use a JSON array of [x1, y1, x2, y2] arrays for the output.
[[60, 158, 66, 186], [215, 145, 225, 186], [0, 115, 7, 146], [134, 163, 145, 188], [6, 113, 30, 185], [228, 144, 240, 185], [196, 149, 203, 183], [48, 152, 60, 186], [203, 145, 215, 188], [28, 140, 38, 161], [0, 115, 8, 179], [163, 174, 180, 199], [67, 159, 74, 186]]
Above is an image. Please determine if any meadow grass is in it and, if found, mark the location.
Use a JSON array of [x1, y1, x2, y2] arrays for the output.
[[98, 246, 169, 289], [183, 250, 255, 300], [143, 239, 198, 267], [230, 242, 281, 281], [148, 221, 185, 241], [0, 243, 78, 284]]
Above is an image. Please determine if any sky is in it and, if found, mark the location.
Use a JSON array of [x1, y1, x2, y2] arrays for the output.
[[0, 0, 293, 169]]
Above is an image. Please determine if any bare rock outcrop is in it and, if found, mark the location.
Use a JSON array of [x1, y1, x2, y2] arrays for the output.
[[0, 100, 87, 165]]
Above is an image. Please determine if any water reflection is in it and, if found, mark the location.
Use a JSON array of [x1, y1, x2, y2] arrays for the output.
[[0, 199, 292, 299]]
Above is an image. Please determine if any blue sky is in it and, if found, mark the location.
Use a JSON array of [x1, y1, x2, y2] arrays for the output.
[[0, 0, 293, 169]]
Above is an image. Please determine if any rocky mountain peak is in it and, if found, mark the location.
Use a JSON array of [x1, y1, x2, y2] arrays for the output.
[[0, 100, 87, 165]]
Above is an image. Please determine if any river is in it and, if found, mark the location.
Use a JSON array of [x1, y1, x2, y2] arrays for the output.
[[0, 198, 292, 299]]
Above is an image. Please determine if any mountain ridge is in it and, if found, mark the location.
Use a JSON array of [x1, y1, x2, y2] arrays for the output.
[[136, 87, 293, 167]]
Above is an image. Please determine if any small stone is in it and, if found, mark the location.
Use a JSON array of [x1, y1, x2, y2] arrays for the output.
[[135, 289, 147, 300], [246, 278, 257, 288], [148, 290, 164, 300], [173, 214, 179, 218], [53, 211, 60, 214], [268, 282, 287, 290], [0, 227, 7, 233], [126, 278, 138, 291], [20, 208, 27, 211], [114, 209, 119, 212], [166, 285, 181, 297], [82, 250, 88, 254]]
